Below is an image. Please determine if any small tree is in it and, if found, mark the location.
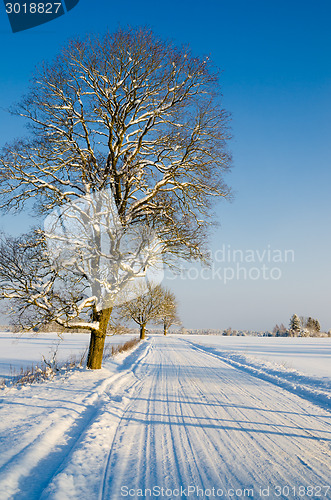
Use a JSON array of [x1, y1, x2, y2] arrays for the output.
[[272, 324, 280, 336], [273, 322, 288, 337], [278, 323, 288, 336], [118, 282, 164, 340], [313, 319, 321, 333], [156, 289, 180, 335], [302, 316, 321, 336], [272, 323, 288, 337], [289, 314, 301, 336]]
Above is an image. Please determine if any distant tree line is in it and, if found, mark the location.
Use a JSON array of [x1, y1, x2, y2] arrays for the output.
[[272, 314, 324, 337]]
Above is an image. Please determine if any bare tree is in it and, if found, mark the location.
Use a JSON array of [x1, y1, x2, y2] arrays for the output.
[[0, 231, 94, 331], [156, 289, 180, 335], [118, 282, 164, 339], [0, 221, 160, 368], [272, 322, 288, 337], [0, 27, 231, 368]]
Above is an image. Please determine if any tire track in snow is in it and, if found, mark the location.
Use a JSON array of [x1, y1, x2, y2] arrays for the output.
[[98, 336, 331, 498], [2, 336, 330, 499], [99, 342, 157, 500], [176, 344, 321, 492], [182, 339, 331, 411], [176, 338, 331, 491], [168, 348, 224, 488], [0, 340, 150, 500], [40, 341, 153, 500]]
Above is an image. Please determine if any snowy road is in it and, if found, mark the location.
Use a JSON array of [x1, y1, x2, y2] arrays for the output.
[[0, 336, 330, 499]]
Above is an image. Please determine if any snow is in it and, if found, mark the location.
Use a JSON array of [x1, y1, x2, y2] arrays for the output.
[[180, 336, 331, 410], [182, 335, 331, 378], [0, 332, 136, 382], [0, 335, 330, 499]]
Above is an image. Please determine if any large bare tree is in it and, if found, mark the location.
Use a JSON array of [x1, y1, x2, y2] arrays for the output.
[[0, 27, 231, 368]]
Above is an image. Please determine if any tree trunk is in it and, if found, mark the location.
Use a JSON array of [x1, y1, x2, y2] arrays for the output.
[[140, 323, 146, 340], [164, 324, 167, 336], [87, 307, 112, 369]]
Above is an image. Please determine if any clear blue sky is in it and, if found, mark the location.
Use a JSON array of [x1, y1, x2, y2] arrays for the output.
[[0, 0, 330, 331]]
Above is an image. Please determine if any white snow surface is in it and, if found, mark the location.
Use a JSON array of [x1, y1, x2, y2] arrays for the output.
[[183, 335, 331, 378], [0, 335, 330, 499], [0, 332, 136, 381]]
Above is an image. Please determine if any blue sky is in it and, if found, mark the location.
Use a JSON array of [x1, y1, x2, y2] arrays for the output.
[[0, 0, 330, 330]]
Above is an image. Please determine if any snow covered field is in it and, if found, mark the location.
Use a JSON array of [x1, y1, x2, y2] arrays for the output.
[[0, 332, 136, 382], [182, 335, 331, 378], [180, 335, 331, 416], [0, 335, 330, 499]]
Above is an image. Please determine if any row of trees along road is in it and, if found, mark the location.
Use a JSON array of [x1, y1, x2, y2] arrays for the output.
[[0, 28, 232, 369], [119, 282, 180, 339]]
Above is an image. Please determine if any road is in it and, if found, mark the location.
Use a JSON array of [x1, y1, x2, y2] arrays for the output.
[[0, 336, 330, 499]]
